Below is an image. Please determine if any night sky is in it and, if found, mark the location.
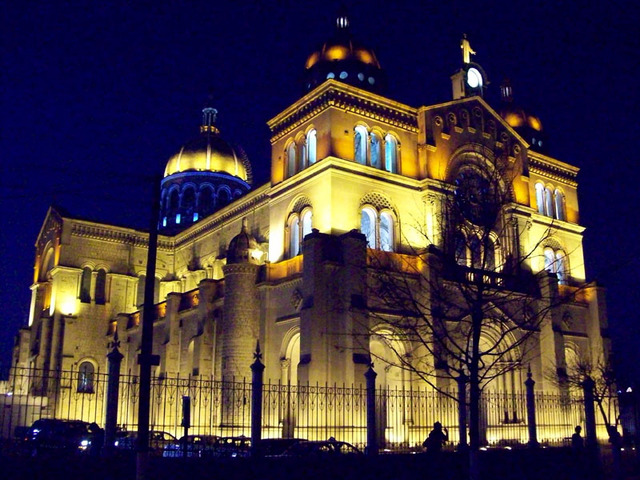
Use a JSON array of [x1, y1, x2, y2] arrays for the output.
[[2, 2, 639, 381]]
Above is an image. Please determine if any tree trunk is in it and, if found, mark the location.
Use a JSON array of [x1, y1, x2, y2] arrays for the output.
[[468, 303, 483, 480]]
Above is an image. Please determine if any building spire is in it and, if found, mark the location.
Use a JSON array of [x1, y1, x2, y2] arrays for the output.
[[336, 4, 350, 31], [201, 91, 220, 134]]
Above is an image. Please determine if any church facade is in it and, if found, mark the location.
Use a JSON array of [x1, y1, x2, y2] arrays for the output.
[[10, 14, 609, 446]]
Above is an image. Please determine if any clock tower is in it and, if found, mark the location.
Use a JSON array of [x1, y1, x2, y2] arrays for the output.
[[451, 34, 488, 99]]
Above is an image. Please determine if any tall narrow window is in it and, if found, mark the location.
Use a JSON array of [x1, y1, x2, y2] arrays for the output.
[[379, 212, 393, 252], [555, 250, 567, 284], [301, 210, 312, 240], [169, 190, 179, 213], [77, 361, 95, 393], [370, 132, 381, 169], [360, 207, 395, 251], [470, 235, 482, 269], [384, 134, 397, 173], [287, 143, 297, 177], [182, 187, 196, 213], [80, 267, 92, 303], [554, 189, 565, 221], [95, 269, 107, 305], [360, 208, 376, 247], [199, 187, 214, 216], [354, 126, 367, 165], [544, 188, 554, 217], [535, 183, 545, 215], [300, 143, 307, 170], [290, 216, 300, 256], [544, 248, 556, 274], [218, 188, 230, 207], [455, 232, 467, 266], [306, 129, 317, 165], [136, 275, 146, 307], [485, 238, 496, 271]]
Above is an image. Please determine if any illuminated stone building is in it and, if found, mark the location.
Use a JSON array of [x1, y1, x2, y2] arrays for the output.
[[12, 13, 609, 444]]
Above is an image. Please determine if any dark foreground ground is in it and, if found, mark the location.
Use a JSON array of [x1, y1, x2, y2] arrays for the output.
[[1, 446, 637, 480]]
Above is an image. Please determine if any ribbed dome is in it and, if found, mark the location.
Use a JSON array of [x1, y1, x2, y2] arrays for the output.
[[303, 10, 385, 94], [163, 107, 252, 183], [227, 221, 260, 264], [498, 80, 546, 152]]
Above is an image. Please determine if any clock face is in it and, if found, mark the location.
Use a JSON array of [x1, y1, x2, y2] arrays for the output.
[[454, 168, 498, 226], [467, 67, 482, 89]]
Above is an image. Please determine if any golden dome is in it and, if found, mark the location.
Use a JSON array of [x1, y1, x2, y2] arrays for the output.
[[164, 107, 251, 182], [501, 108, 543, 132], [164, 134, 249, 181], [305, 37, 381, 70]]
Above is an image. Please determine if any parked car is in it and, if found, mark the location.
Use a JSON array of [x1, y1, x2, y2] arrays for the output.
[[162, 435, 219, 458], [256, 438, 306, 457], [280, 438, 362, 457], [25, 419, 95, 456], [209, 436, 251, 458], [114, 430, 177, 455]]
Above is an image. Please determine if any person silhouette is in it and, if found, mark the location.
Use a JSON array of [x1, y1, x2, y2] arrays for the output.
[[571, 425, 584, 451], [423, 422, 448, 453]]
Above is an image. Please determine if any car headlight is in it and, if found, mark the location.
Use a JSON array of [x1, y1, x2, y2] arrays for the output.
[[79, 439, 91, 449], [114, 440, 119, 447]]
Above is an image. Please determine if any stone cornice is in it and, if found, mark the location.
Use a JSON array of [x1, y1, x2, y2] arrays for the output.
[[70, 222, 173, 251], [268, 81, 418, 142], [529, 153, 579, 187]]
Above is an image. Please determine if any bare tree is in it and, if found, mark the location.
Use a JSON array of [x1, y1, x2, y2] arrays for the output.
[[359, 146, 582, 478]]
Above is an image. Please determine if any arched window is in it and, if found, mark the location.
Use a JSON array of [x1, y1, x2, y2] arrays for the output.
[[354, 126, 368, 165], [384, 134, 397, 173], [199, 187, 214, 216], [169, 190, 179, 213], [360, 207, 377, 248], [287, 143, 297, 177], [77, 361, 95, 393], [543, 247, 568, 284], [80, 267, 91, 303], [287, 209, 313, 258], [379, 211, 394, 252], [470, 235, 482, 269], [218, 188, 230, 207], [544, 187, 554, 217], [555, 250, 567, 284], [306, 129, 317, 165], [360, 206, 395, 251], [454, 232, 467, 266], [485, 237, 496, 271], [95, 269, 107, 305], [182, 187, 196, 212], [370, 132, 381, 169], [136, 275, 146, 307], [289, 216, 300, 257], [301, 210, 312, 239], [554, 189, 565, 221], [544, 248, 555, 273], [535, 183, 545, 215]]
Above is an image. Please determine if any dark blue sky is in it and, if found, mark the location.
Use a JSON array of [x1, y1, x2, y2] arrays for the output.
[[2, 2, 639, 381]]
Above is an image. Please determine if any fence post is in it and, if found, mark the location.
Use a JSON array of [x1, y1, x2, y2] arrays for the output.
[[365, 364, 378, 456], [251, 342, 265, 456], [525, 368, 538, 447], [105, 333, 124, 455], [457, 373, 468, 449], [583, 376, 598, 450]]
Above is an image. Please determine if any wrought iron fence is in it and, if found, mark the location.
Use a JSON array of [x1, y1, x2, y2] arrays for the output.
[[0, 367, 616, 452]]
